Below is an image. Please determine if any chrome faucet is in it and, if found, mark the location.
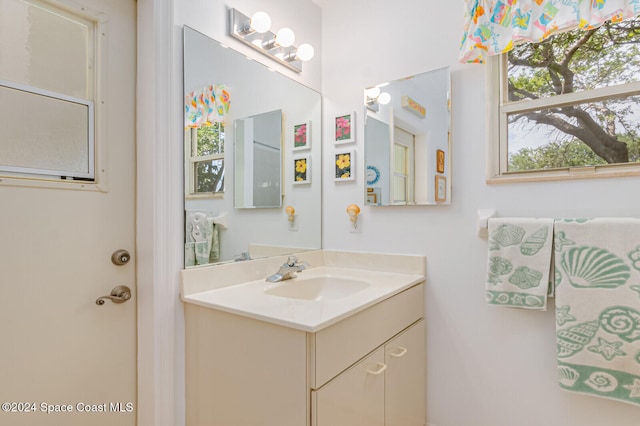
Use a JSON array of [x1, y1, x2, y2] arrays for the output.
[[266, 256, 309, 282]]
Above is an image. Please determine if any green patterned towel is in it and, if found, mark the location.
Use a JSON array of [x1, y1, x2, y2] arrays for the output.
[[185, 211, 220, 266], [554, 218, 640, 407], [485, 218, 554, 310]]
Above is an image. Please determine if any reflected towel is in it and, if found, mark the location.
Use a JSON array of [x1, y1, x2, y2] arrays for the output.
[[554, 218, 640, 407], [185, 211, 220, 266], [485, 218, 554, 310]]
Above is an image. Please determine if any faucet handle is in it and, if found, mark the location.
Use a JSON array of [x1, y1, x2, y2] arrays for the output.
[[286, 255, 299, 266]]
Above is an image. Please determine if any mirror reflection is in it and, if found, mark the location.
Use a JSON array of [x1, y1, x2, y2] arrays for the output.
[[234, 109, 283, 209], [364, 67, 451, 206], [183, 26, 322, 268]]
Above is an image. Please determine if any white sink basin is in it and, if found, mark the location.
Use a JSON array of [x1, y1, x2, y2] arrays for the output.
[[181, 259, 425, 331], [265, 276, 369, 300]]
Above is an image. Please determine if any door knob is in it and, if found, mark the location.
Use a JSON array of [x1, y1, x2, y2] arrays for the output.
[[96, 285, 132, 305], [111, 249, 131, 265]]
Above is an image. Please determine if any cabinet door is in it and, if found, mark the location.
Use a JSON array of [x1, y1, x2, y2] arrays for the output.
[[312, 347, 385, 426], [385, 319, 426, 426]]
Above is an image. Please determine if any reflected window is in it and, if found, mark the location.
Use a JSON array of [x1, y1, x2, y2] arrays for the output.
[[490, 17, 640, 181], [186, 123, 225, 195]]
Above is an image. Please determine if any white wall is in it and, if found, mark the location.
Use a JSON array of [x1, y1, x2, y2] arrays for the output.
[[320, 0, 640, 425]]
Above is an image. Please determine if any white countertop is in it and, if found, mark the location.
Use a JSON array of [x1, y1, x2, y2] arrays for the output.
[[182, 265, 424, 332]]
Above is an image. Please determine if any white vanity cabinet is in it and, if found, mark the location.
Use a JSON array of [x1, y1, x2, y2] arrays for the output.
[[185, 282, 425, 425], [312, 319, 425, 426]]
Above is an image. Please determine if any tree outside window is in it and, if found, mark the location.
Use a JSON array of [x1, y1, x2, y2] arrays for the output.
[[186, 122, 225, 195], [491, 16, 640, 180]]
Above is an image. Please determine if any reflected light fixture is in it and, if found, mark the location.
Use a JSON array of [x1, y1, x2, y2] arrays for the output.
[[229, 8, 315, 73], [365, 86, 391, 112]]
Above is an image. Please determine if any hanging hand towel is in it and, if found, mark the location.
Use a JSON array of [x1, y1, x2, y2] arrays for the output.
[[485, 218, 554, 310], [554, 218, 640, 407], [185, 211, 219, 266]]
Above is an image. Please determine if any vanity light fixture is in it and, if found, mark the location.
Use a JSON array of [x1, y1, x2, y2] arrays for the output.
[[229, 8, 315, 73], [365, 86, 391, 112]]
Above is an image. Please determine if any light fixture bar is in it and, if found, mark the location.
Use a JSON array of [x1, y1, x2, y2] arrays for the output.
[[229, 8, 303, 73]]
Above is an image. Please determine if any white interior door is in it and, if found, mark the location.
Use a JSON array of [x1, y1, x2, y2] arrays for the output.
[[0, 0, 137, 425]]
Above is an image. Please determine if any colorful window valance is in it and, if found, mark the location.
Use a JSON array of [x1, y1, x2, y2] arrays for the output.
[[185, 84, 231, 129], [460, 0, 640, 63]]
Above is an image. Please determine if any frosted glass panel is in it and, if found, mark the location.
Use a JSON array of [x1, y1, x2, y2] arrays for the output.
[[0, 84, 92, 177], [0, 0, 93, 99]]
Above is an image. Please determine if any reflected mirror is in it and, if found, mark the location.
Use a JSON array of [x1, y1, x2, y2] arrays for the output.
[[364, 67, 451, 205], [184, 26, 322, 268], [234, 109, 283, 208]]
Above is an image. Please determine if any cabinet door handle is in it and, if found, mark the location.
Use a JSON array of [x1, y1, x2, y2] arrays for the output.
[[366, 362, 387, 375], [388, 346, 408, 358]]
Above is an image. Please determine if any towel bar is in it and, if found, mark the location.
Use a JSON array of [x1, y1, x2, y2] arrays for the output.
[[477, 209, 496, 238]]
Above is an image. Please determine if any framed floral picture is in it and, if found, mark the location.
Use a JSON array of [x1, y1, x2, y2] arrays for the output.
[[335, 149, 355, 181], [435, 175, 446, 202], [293, 121, 311, 151], [293, 155, 311, 184], [334, 112, 355, 144]]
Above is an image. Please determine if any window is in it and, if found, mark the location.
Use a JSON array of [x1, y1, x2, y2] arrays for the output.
[[488, 17, 640, 182], [185, 122, 225, 196], [0, 0, 97, 182]]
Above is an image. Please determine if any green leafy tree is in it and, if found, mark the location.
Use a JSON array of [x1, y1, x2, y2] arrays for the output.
[[507, 17, 640, 168]]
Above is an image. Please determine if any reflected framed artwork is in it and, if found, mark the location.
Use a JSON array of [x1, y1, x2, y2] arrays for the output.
[[335, 149, 355, 181], [435, 175, 446, 202], [293, 155, 310, 184], [436, 149, 445, 174], [293, 121, 310, 151], [334, 112, 355, 144]]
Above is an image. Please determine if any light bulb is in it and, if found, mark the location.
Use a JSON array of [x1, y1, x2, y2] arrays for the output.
[[275, 27, 295, 47], [250, 11, 271, 33], [365, 87, 381, 99], [378, 92, 391, 105], [296, 43, 315, 61]]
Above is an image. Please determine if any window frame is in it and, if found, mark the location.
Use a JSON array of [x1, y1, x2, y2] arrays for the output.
[[0, 0, 106, 192], [487, 50, 640, 184], [184, 124, 225, 198]]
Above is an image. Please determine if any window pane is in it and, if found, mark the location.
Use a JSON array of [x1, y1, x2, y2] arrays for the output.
[[394, 144, 407, 174], [196, 124, 224, 156], [507, 17, 640, 102], [0, 0, 93, 99], [194, 159, 224, 193], [507, 95, 640, 172], [0, 83, 92, 178]]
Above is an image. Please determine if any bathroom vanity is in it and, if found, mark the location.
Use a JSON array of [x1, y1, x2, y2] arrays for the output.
[[181, 250, 426, 426]]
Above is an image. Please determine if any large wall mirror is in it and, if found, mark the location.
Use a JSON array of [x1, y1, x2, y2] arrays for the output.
[[183, 26, 322, 268], [364, 67, 451, 206]]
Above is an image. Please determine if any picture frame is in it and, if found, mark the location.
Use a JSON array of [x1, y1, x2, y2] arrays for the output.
[[366, 187, 380, 205], [293, 121, 311, 151], [335, 149, 355, 181], [436, 149, 445, 174], [334, 112, 355, 144], [293, 155, 311, 185], [435, 175, 446, 202]]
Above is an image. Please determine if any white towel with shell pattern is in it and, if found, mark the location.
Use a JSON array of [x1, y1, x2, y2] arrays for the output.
[[485, 218, 554, 310], [554, 218, 640, 407]]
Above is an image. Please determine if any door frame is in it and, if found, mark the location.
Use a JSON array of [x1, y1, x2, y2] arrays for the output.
[[137, 1, 184, 425]]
